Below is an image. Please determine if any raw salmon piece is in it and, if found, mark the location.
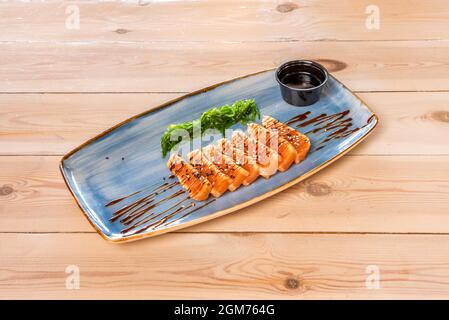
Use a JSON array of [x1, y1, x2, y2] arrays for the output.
[[167, 153, 211, 201], [262, 115, 311, 163], [247, 123, 297, 171], [231, 130, 280, 178], [216, 138, 260, 186], [202, 145, 249, 192], [188, 149, 231, 197]]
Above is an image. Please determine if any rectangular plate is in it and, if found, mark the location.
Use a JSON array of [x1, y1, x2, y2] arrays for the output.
[[61, 70, 378, 243]]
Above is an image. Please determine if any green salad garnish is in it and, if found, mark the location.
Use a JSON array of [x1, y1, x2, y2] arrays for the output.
[[161, 99, 260, 157]]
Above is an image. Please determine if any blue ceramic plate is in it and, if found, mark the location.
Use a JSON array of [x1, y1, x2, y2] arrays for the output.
[[61, 70, 378, 243]]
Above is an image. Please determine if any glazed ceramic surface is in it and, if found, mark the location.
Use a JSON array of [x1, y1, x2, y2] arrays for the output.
[[61, 70, 378, 242]]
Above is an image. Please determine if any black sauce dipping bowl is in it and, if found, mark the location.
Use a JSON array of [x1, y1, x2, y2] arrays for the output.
[[276, 60, 329, 106]]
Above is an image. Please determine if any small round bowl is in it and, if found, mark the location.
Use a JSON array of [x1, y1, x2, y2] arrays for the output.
[[275, 60, 329, 106]]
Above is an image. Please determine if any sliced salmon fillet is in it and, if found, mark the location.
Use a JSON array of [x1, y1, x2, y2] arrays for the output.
[[216, 138, 260, 186], [231, 130, 280, 178], [202, 145, 249, 192], [167, 153, 212, 201], [262, 115, 311, 163], [188, 149, 231, 197], [247, 123, 297, 171]]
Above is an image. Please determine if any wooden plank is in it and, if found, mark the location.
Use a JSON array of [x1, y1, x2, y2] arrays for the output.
[[1, 0, 448, 42], [1, 41, 449, 92], [1, 92, 448, 155], [0, 93, 180, 155], [2, 233, 449, 299], [1, 155, 448, 233], [355, 92, 449, 155]]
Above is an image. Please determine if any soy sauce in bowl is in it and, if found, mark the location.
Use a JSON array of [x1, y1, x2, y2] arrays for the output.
[[281, 72, 322, 89], [276, 60, 328, 106]]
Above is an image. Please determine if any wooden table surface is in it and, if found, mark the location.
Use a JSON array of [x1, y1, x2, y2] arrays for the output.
[[1, 0, 449, 299]]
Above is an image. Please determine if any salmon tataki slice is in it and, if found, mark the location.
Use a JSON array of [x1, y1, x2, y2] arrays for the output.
[[247, 123, 297, 172], [216, 138, 260, 186], [262, 115, 311, 163], [202, 145, 249, 192], [231, 130, 280, 178], [188, 149, 231, 197], [167, 153, 212, 201]]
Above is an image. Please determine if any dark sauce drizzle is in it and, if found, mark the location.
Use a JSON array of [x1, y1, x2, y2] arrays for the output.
[[126, 198, 217, 235], [132, 201, 195, 234], [286, 109, 374, 152], [104, 190, 141, 207], [104, 174, 216, 235], [120, 189, 185, 225], [105, 174, 176, 208], [286, 111, 311, 125], [121, 196, 191, 234], [165, 198, 216, 227], [109, 181, 179, 222]]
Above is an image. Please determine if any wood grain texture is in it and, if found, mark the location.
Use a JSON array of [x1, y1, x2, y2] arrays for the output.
[[1, 0, 448, 42], [1, 155, 448, 233], [1, 40, 449, 92], [2, 233, 449, 299], [0, 93, 179, 155], [1, 92, 448, 155]]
